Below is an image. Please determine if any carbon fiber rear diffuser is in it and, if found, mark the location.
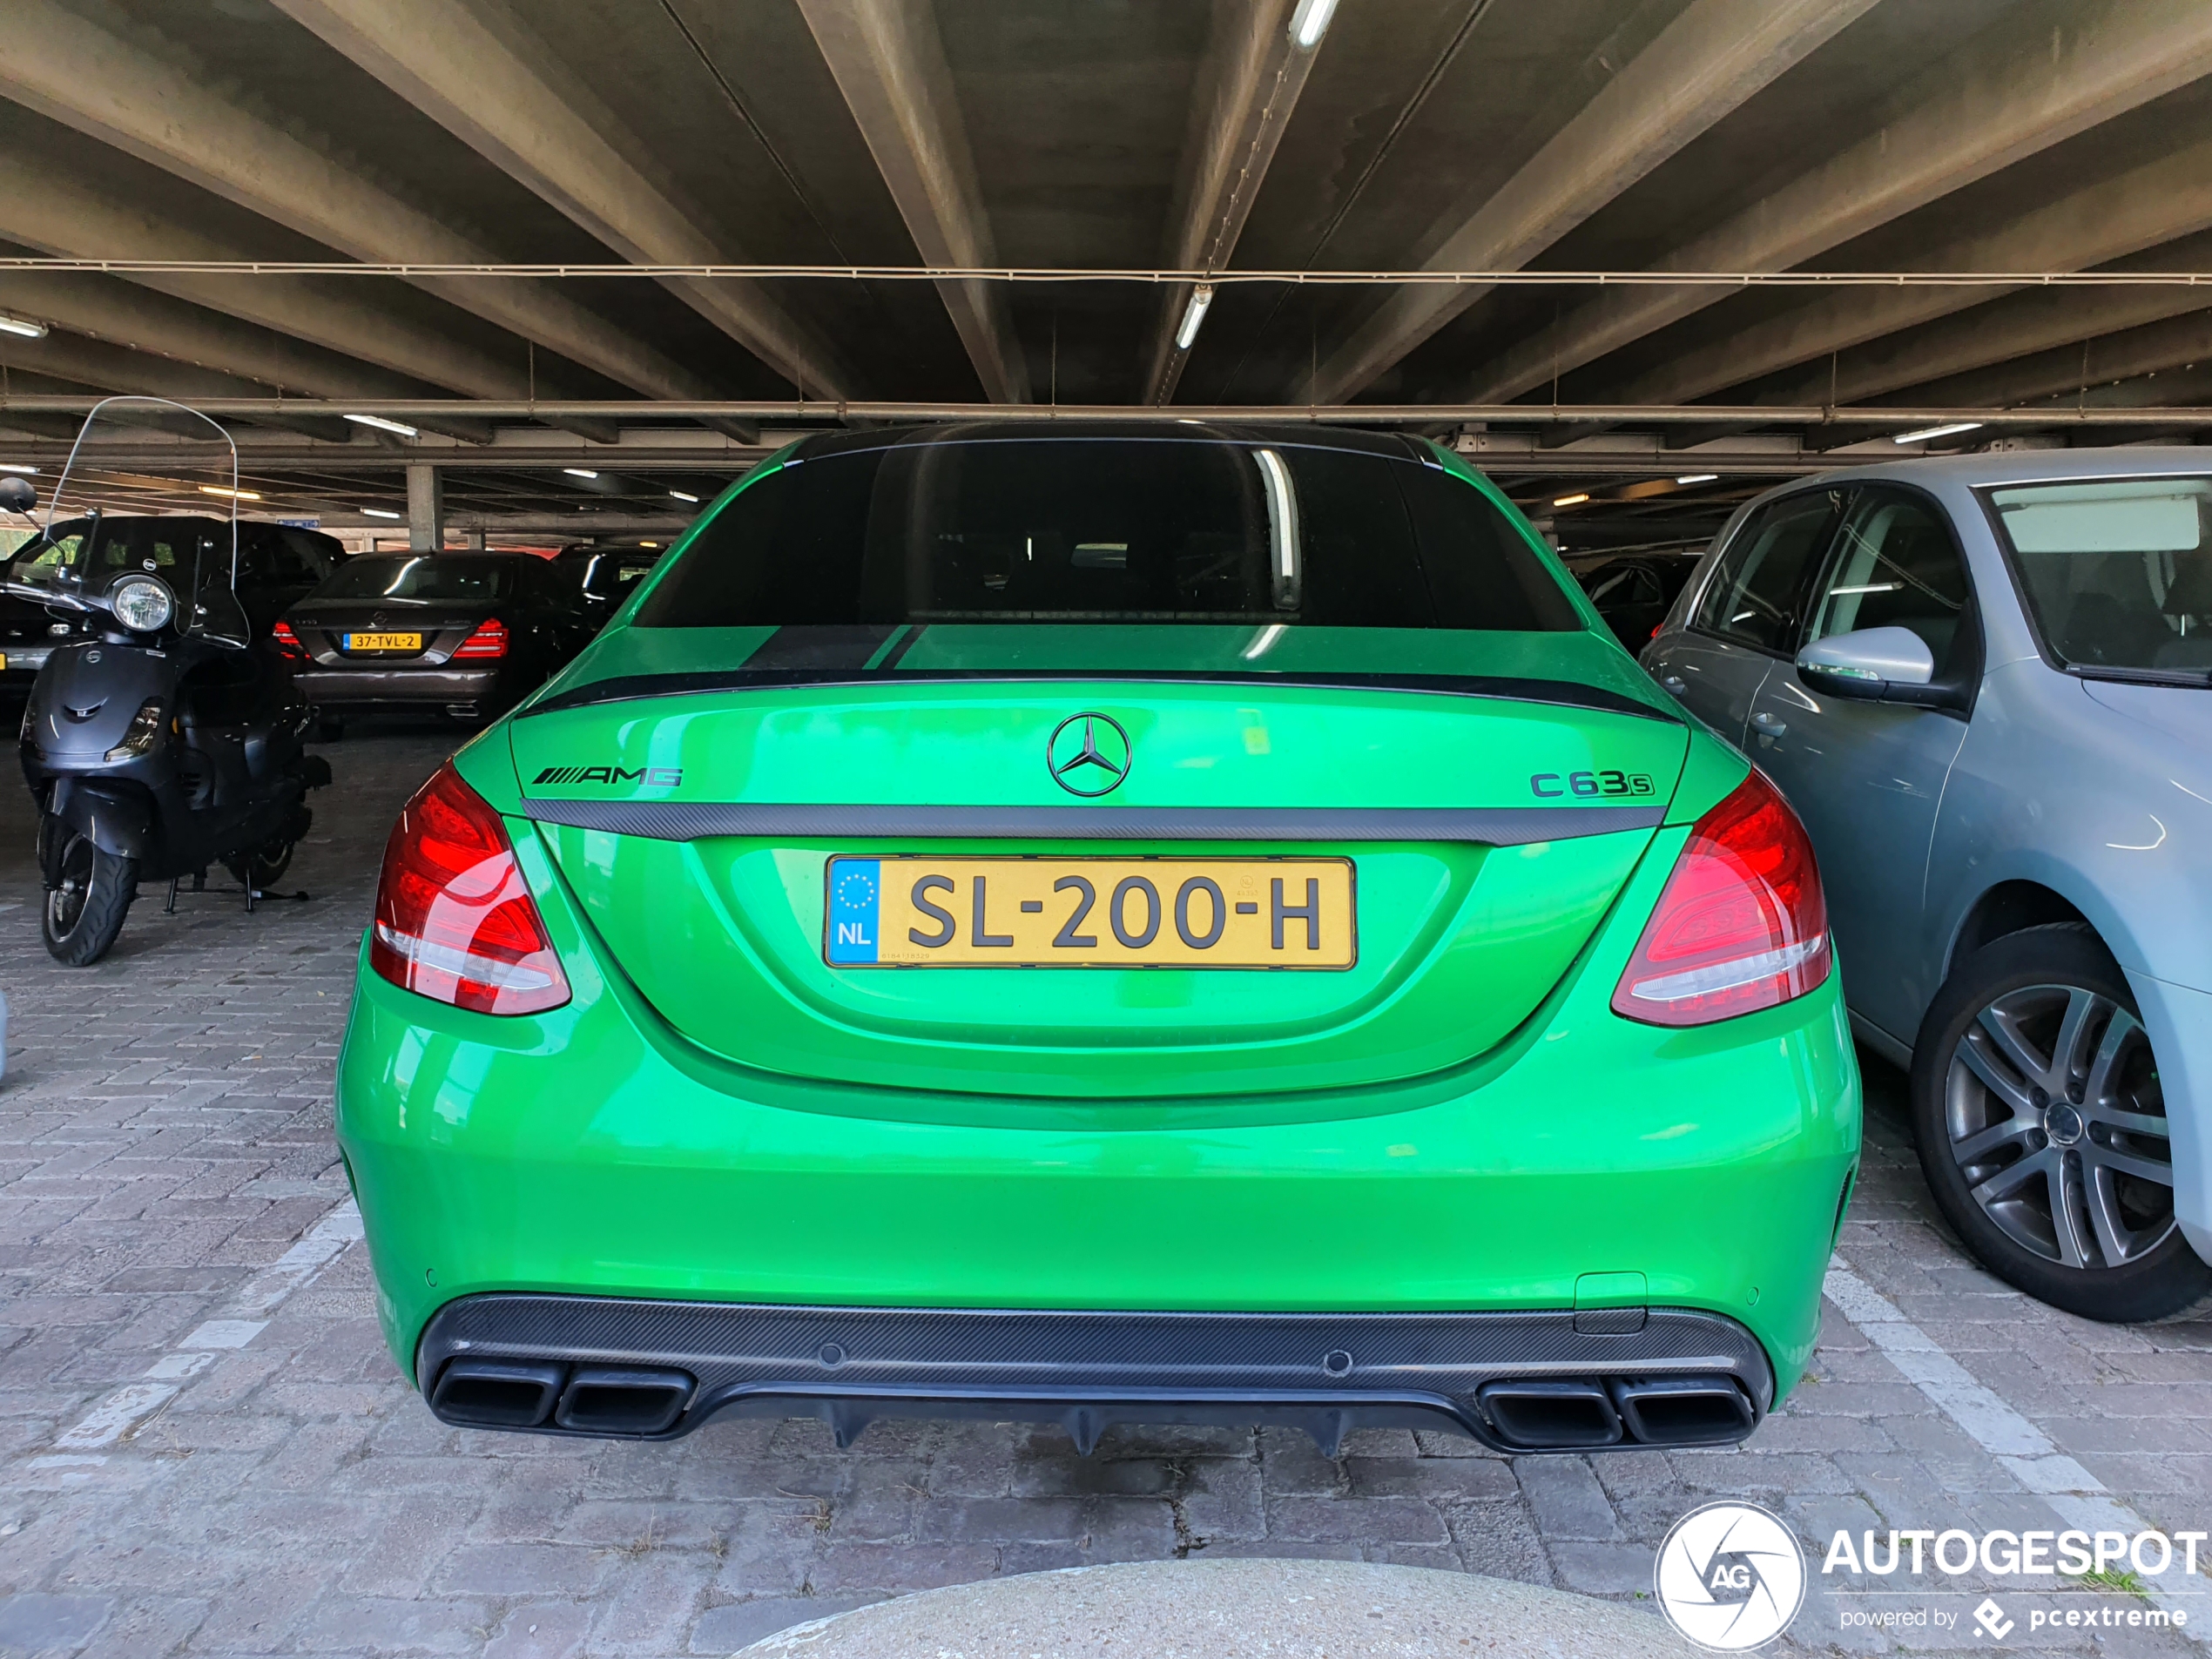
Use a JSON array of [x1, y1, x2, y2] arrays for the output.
[[417, 1295, 1774, 1455]]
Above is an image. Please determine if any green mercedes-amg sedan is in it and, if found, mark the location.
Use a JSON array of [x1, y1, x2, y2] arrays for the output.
[[335, 422, 1858, 1455]]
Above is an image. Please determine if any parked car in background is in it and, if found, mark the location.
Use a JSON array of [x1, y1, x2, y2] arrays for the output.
[[0, 516, 341, 692], [559, 539, 666, 618], [1645, 448, 2212, 1321], [1565, 548, 1704, 651], [276, 550, 598, 722]]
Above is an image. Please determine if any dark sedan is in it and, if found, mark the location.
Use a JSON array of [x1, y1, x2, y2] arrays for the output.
[[2, 516, 341, 691], [559, 539, 666, 617], [1567, 548, 1705, 651], [277, 551, 597, 721]]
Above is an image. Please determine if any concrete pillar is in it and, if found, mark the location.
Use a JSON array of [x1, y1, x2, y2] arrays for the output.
[[406, 462, 442, 552]]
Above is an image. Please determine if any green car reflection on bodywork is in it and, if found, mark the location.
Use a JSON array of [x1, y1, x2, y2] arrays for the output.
[[335, 427, 1859, 1453]]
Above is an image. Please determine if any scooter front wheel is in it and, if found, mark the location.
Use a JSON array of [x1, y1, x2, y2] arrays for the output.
[[44, 833, 137, 966]]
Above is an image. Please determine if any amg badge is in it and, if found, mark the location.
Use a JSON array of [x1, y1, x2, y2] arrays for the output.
[[533, 765, 683, 787]]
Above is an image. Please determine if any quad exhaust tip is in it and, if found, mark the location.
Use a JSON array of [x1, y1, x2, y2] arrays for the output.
[[1476, 1375, 1755, 1451], [431, 1359, 694, 1437]]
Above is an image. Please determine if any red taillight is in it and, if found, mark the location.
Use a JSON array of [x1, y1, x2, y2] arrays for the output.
[[452, 617, 509, 659], [1610, 769, 1830, 1028], [368, 764, 570, 1015], [271, 619, 307, 659]]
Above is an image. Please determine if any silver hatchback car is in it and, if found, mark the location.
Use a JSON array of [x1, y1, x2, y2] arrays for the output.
[[1645, 448, 2212, 1322]]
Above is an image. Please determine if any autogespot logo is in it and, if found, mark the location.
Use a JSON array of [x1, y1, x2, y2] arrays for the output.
[[1655, 1502, 1808, 1651], [1046, 711, 1131, 797]]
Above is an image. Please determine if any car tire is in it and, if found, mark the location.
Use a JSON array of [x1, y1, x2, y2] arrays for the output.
[[1911, 924, 2212, 1323], [44, 834, 137, 966]]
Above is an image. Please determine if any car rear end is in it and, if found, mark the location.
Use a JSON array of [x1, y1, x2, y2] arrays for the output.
[[281, 553, 529, 719], [336, 425, 1858, 1455]]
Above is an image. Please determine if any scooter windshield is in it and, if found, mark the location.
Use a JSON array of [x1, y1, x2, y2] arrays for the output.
[[9, 395, 246, 636]]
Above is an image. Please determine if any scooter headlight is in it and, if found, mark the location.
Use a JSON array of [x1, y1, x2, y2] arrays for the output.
[[110, 576, 175, 634]]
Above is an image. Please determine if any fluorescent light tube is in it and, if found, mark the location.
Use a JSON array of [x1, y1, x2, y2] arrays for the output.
[[1675, 473, 1718, 484], [1552, 493, 1590, 508], [1175, 284, 1215, 352], [0, 314, 49, 339], [361, 507, 402, 520], [563, 468, 599, 479], [1289, 0, 1339, 48], [345, 413, 418, 437], [199, 484, 260, 500], [668, 489, 699, 502], [1892, 421, 1982, 444]]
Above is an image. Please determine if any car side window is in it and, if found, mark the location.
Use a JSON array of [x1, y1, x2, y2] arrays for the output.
[[1805, 488, 1973, 675], [1693, 490, 1843, 652], [273, 529, 337, 583]]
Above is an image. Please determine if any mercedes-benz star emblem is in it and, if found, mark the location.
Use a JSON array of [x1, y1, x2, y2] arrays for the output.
[[1046, 712, 1131, 798]]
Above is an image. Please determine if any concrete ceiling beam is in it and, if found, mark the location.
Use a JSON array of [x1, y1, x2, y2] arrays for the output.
[[1143, 0, 1325, 404], [0, 0, 715, 402], [267, 0, 853, 401], [1610, 132, 2212, 408], [798, 0, 1029, 403], [0, 155, 542, 407], [1310, 0, 1876, 404], [1885, 305, 2212, 411], [0, 271, 496, 443], [0, 332, 353, 443], [1458, 0, 2212, 404]]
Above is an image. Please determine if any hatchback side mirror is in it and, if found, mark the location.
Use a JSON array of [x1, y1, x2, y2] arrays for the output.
[[1797, 625, 1936, 700]]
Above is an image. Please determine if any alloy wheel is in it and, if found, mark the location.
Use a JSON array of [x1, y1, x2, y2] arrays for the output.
[[1943, 982, 2175, 1270]]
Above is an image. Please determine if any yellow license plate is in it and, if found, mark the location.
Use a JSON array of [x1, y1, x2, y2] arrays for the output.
[[0, 652, 9, 671], [344, 631, 421, 651], [825, 856, 1356, 968]]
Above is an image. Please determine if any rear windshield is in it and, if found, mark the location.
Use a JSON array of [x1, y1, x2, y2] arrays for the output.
[[635, 435, 1579, 631], [314, 555, 516, 604], [579, 550, 662, 600], [1982, 477, 2212, 676]]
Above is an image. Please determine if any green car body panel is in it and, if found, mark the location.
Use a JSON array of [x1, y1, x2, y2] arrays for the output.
[[335, 432, 1860, 1441]]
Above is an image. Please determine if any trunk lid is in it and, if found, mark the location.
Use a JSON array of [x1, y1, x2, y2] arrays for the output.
[[511, 624, 1686, 1098]]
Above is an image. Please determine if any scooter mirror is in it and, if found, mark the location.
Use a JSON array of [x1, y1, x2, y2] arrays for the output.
[[0, 475, 35, 515]]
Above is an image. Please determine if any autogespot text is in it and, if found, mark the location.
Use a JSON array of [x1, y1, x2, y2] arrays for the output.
[[1823, 1526, 2205, 1580]]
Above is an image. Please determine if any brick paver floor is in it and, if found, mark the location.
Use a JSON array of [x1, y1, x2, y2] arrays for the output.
[[1, 732, 2207, 1656]]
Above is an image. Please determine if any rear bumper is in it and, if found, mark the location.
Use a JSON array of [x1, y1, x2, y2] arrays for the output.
[[418, 1293, 1772, 1452], [335, 808, 1863, 1428], [293, 664, 502, 707]]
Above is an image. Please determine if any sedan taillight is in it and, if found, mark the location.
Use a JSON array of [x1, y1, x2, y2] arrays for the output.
[[270, 619, 308, 659], [368, 764, 570, 1015], [1610, 769, 1830, 1028], [452, 617, 509, 659]]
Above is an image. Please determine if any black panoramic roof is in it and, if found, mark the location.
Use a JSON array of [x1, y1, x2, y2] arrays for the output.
[[789, 421, 1431, 465]]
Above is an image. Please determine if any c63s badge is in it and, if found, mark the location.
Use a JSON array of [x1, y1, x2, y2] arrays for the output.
[[1530, 769, 1655, 799], [533, 765, 683, 787]]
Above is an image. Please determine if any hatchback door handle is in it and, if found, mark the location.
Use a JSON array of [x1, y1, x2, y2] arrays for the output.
[[1751, 711, 1787, 738]]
